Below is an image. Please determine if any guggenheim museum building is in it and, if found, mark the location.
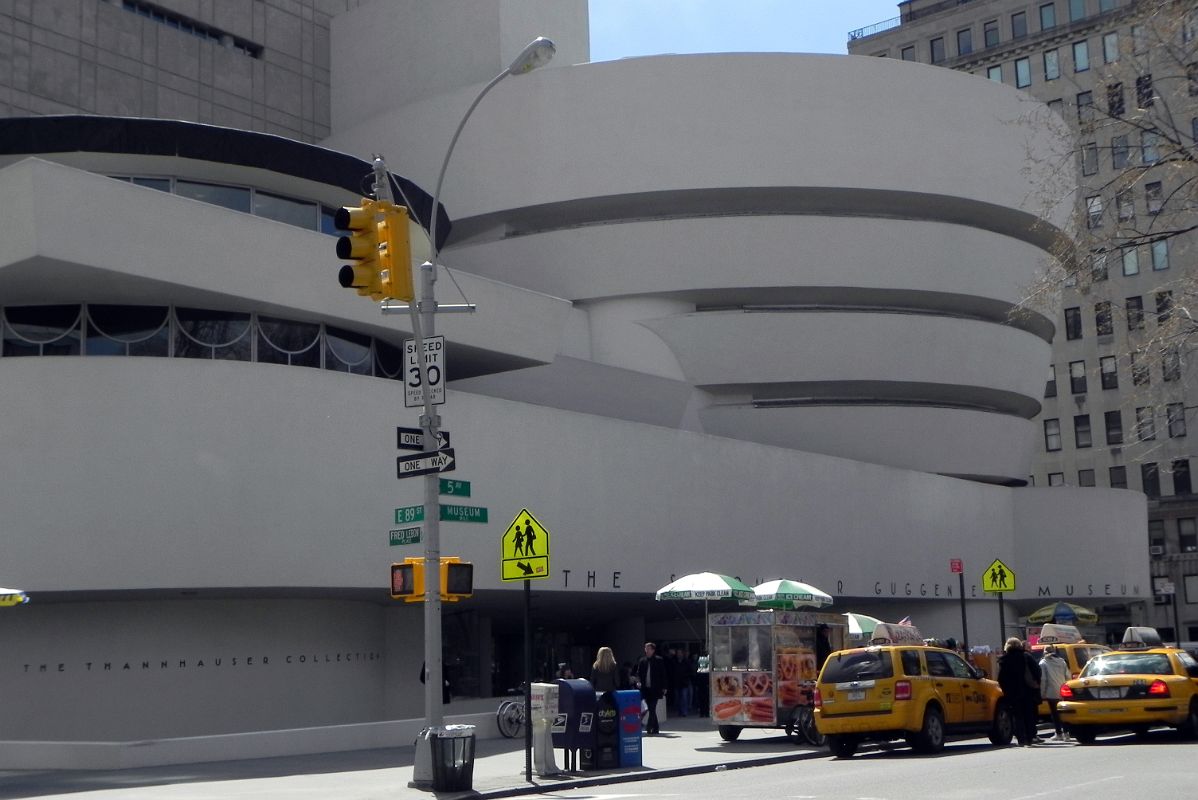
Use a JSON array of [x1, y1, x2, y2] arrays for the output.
[[0, 0, 1147, 766]]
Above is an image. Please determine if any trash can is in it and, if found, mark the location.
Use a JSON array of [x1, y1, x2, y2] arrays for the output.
[[430, 724, 476, 792]]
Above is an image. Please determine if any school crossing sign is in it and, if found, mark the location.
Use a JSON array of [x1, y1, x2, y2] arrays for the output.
[[500, 508, 550, 581], [982, 558, 1016, 593]]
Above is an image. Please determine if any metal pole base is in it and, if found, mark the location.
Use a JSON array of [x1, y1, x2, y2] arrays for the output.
[[408, 733, 434, 789]]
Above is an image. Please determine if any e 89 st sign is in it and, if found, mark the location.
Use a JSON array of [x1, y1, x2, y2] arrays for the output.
[[404, 335, 445, 408]]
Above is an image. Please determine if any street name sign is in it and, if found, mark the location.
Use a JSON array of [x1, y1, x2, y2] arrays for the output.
[[440, 504, 488, 524], [396, 426, 450, 452], [403, 335, 445, 408], [500, 508, 550, 581], [396, 448, 456, 479], [395, 505, 425, 525], [390, 527, 421, 546], [439, 478, 471, 497], [982, 558, 1016, 593]]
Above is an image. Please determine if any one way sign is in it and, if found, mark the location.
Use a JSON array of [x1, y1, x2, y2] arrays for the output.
[[396, 449, 456, 479]]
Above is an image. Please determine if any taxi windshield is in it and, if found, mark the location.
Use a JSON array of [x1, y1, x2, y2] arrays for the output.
[[1081, 653, 1172, 677], [821, 650, 894, 682]]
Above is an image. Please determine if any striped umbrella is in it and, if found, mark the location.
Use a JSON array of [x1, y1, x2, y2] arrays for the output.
[[0, 588, 29, 607], [752, 579, 834, 609]]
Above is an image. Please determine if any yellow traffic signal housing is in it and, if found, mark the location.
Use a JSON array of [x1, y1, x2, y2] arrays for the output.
[[391, 557, 425, 602], [441, 557, 474, 603], [377, 203, 414, 302]]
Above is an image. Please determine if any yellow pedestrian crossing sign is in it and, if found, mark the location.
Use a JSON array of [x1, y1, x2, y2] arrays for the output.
[[982, 558, 1016, 593], [501, 508, 550, 581]]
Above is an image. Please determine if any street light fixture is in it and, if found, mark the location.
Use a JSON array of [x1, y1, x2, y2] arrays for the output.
[[409, 36, 554, 788]]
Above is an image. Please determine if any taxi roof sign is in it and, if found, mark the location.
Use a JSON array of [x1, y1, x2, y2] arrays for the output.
[[1120, 626, 1164, 649], [1037, 623, 1084, 645], [869, 623, 925, 646]]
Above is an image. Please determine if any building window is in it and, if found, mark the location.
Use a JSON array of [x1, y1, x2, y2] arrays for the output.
[[1163, 345, 1180, 381], [1122, 246, 1138, 275], [1157, 291, 1173, 324], [1111, 134, 1129, 168], [1099, 0, 1115, 12], [1127, 296, 1144, 330], [1101, 355, 1118, 388], [931, 37, 946, 63], [1137, 406, 1157, 441], [984, 19, 1000, 47], [1048, 472, 1065, 486], [1104, 31, 1119, 63], [1044, 49, 1060, 80], [1174, 459, 1192, 495], [1046, 363, 1058, 397], [1110, 465, 1127, 488], [1149, 519, 1166, 550], [1107, 83, 1125, 116], [1070, 0, 1086, 19], [1132, 351, 1149, 385], [1095, 302, 1113, 336], [1075, 414, 1093, 447], [1086, 195, 1103, 228], [1079, 468, 1096, 487], [1136, 74, 1154, 107], [1092, 252, 1108, 282], [1168, 402, 1187, 437], [957, 28, 973, 55], [1012, 11, 1028, 38], [1142, 462, 1161, 497], [1080, 142, 1099, 175], [1146, 182, 1163, 214], [1142, 131, 1160, 164], [1073, 40, 1089, 72], [901, 45, 916, 61], [1152, 239, 1168, 270], [1132, 24, 1146, 55], [1070, 360, 1088, 393], [1180, 518, 1198, 552], [1045, 418, 1063, 451], [1041, 3, 1057, 29], [1047, 98, 1063, 115], [1105, 409, 1123, 443], [1117, 190, 1135, 221], [1065, 307, 1083, 339], [1077, 91, 1094, 123], [987, 64, 1003, 81], [1189, 62, 1198, 95], [1016, 57, 1032, 87]]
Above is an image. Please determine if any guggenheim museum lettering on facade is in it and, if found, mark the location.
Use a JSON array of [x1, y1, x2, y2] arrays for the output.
[[0, 11, 1145, 764]]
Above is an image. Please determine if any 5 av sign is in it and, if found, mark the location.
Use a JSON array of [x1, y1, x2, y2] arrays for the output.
[[404, 336, 445, 408]]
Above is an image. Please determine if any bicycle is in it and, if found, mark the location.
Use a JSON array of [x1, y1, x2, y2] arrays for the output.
[[496, 696, 526, 738], [784, 685, 826, 747]]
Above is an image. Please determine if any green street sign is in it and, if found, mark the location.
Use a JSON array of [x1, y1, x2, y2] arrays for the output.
[[440, 504, 488, 524], [395, 505, 425, 525], [439, 479, 471, 497], [390, 526, 421, 546]]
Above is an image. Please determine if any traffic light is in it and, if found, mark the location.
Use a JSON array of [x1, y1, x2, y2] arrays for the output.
[[377, 203, 413, 302], [335, 198, 413, 303], [440, 557, 474, 603], [390, 557, 425, 602]]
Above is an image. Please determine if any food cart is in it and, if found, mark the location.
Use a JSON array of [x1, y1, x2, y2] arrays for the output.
[[707, 608, 846, 743]]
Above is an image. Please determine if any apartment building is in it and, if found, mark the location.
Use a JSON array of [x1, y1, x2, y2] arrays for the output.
[[850, 0, 1198, 637]]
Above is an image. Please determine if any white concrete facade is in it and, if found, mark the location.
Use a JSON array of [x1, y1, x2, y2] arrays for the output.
[[0, 0, 1150, 768]]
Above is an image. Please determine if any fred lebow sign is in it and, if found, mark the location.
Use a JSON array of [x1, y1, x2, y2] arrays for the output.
[[501, 508, 550, 581], [982, 559, 1016, 593]]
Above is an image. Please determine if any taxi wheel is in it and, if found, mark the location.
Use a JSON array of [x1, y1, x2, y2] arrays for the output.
[[826, 734, 858, 758], [1071, 728, 1097, 744], [914, 706, 945, 753], [989, 702, 1014, 745], [1179, 701, 1198, 739]]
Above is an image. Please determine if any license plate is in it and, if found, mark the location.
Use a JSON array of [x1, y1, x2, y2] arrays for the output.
[[1098, 687, 1121, 699], [847, 690, 866, 701]]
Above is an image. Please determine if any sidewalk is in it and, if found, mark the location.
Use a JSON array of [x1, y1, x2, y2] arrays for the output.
[[0, 717, 826, 800]]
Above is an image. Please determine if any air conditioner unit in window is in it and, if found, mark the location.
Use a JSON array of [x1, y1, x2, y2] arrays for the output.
[[1149, 545, 1165, 556]]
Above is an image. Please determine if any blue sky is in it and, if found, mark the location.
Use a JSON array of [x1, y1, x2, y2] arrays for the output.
[[589, 0, 903, 60]]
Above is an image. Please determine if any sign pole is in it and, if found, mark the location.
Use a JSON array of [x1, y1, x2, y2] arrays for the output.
[[998, 592, 1006, 643], [959, 571, 969, 652], [524, 578, 532, 782], [1172, 591, 1182, 647]]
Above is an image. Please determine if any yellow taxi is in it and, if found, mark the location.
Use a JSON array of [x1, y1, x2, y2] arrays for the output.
[[1057, 626, 1198, 744], [1030, 623, 1111, 716], [813, 623, 1013, 757]]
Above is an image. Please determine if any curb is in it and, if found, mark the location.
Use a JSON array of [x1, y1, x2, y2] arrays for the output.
[[475, 747, 827, 798]]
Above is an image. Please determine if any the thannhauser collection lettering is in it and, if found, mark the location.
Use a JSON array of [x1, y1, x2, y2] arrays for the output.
[[21, 650, 382, 675]]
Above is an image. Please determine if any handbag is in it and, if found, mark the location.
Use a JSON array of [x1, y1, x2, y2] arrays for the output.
[[1024, 661, 1040, 689]]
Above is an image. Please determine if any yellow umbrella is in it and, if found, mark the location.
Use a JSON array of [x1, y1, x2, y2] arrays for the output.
[[1026, 601, 1097, 625], [0, 588, 30, 607]]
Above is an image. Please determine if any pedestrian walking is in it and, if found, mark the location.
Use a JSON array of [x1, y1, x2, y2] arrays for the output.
[[1038, 645, 1071, 741], [634, 642, 668, 734], [997, 637, 1041, 745]]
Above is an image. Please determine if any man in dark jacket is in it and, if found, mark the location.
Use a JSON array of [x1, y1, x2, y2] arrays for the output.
[[634, 642, 668, 734], [997, 637, 1041, 745]]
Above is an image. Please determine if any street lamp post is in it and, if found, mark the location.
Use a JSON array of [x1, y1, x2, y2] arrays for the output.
[[407, 36, 555, 789]]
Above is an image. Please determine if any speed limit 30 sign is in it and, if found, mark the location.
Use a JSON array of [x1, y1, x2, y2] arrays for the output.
[[404, 336, 445, 408]]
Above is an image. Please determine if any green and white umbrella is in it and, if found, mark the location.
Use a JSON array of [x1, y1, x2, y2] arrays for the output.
[[0, 588, 29, 607], [843, 612, 883, 639], [752, 579, 834, 609], [655, 572, 756, 603]]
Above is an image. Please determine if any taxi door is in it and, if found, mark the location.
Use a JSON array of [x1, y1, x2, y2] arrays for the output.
[[944, 651, 990, 724], [923, 651, 966, 724]]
